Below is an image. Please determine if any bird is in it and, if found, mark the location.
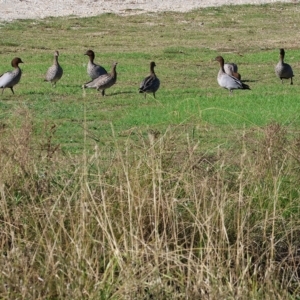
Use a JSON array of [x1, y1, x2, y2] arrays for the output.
[[224, 62, 238, 74], [44, 50, 63, 87], [139, 61, 160, 98], [224, 63, 241, 80], [0, 57, 23, 94], [84, 49, 107, 80], [82, 62, 117, 96], [215, 56, 250, 94], [275, 48, 294, 85]]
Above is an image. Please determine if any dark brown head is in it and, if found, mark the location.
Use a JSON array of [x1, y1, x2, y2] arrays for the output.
[[85, 50, 95, 59], [111, 61, 118, 70], [54, 50, 59, 57], [150, 61, 156, 72], [215, 56, 224, 64], [11, 57, 23, 68], [279, 48, 285, 59]]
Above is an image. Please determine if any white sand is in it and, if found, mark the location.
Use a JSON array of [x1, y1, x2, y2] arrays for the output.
[[0, 0, 296, 22]]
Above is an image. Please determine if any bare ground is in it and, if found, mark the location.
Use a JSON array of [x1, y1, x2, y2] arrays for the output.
[[0, 0, 296, 22]]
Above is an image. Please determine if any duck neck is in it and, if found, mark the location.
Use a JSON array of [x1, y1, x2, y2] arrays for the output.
[[150, 66, 156, 76], [219, 61, 225, 73], [111, 65, 117, 79], [279, 54, 284, 63], [89, 54, 95, 64], [54, 55, 59, 65]]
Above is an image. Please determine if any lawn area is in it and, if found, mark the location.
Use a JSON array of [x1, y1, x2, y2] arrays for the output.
[[1, 3, 300, 299], [0, 3, 299, 152]]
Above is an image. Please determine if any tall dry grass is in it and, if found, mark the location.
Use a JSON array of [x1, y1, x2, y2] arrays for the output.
[[0, 108, 300, 299]]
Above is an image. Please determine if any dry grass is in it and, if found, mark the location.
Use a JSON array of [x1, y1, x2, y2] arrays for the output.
[[1, 3, 300, 298], [0, 107, 300, 299]]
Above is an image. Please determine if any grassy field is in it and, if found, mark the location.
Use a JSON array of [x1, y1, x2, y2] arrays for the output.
[[1, 2, 300, 299]]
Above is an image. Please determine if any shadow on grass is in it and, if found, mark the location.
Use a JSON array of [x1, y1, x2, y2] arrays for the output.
[[102, 90, 136, 96], [241, 79, 259, 83]]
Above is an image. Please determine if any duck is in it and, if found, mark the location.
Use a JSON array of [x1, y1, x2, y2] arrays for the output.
[[215, 56, 250, 93], [224, 62, 238, 74], [82, 62, 117, 96], [224, 63, 241, 80], [85, 50, 107, 80], [0, 57, 23, 94], [44, 50, 63, 87], [139, 61, 160, 98], [275, 48, 294, 85]]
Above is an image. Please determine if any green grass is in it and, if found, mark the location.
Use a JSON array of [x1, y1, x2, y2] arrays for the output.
[[1, 3, 300, 299], [0, 3, 299, 153]]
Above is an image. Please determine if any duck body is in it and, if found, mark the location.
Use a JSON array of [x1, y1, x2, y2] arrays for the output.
[[83, 62, 117, 96], [217, 70, 244, 91], [139, 61, 160, 98], [215, 56, 250, 93], [224, 63, 241, 80], [275, 48, 294, 84], [45, 50, 63, 87], [85, 50, 107, 80], [224, 63, 238, 74], [0, 57, 23, 94]]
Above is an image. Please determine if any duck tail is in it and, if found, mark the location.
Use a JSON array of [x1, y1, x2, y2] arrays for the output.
[[242, 83, 250, 90]]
